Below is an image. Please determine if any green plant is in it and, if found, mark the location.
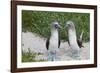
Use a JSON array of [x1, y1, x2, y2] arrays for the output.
[[22, 50, 46, 62], [22, 10, 90, 42]]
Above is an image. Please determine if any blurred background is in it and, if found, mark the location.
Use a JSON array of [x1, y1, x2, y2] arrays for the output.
[[22, 10, 90, 42]]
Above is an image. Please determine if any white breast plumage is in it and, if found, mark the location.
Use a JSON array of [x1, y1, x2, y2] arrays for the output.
[[49, 30, 59, 50], [68, 29, 80, 51]]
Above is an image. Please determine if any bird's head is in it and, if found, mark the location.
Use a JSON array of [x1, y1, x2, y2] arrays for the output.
[[51, 21, 62, 29], [65, 21, 75, 30]]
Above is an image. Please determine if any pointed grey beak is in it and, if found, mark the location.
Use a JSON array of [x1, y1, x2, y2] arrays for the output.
[[63, 24, 68, 29], [58, 24, 62, 29], [65, 22, 70, 27]]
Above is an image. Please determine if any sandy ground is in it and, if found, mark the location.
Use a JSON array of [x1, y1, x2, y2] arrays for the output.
[[22, 32, 90, 61]]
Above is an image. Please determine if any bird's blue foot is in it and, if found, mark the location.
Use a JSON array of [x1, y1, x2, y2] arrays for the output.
[[47, 51, 57, 61]]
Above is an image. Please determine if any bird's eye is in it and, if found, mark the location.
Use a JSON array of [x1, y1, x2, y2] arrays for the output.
[[68, 24, 71, 27], [55, 24, 58, 28]]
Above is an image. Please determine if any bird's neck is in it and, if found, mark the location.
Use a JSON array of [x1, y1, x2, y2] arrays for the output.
[[51, 29, 58, 35], [51, 29, 58, 38]]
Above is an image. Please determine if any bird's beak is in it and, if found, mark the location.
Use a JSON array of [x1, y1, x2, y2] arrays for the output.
[[63, 24, 68, 29], [65, 24, 69, 27], [58, 25, 62, 29]]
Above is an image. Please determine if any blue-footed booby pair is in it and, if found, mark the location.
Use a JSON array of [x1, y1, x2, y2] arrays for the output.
[[46, 21, 83, 60], [46, 21, 61, 61]]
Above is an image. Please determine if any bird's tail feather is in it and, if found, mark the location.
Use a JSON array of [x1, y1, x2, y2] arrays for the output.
[[79, 30, 84, 40]]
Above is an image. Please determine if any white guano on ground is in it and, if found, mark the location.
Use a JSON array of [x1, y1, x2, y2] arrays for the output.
[[22, 32, 90, 61]]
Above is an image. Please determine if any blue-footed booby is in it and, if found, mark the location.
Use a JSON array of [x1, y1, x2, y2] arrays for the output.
[[65, 21, 83, 58], [46, 21, 61, 61]]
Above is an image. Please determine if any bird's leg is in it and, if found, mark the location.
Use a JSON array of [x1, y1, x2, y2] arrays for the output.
[[52, 50, 57, 61], [71, 49, 81, 60], [51, 50, 58, 61], [47, 50, 55, 61], [53, 50, 57, 61], [47, 51, 52, 61], [53, 48, 61, 61]]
